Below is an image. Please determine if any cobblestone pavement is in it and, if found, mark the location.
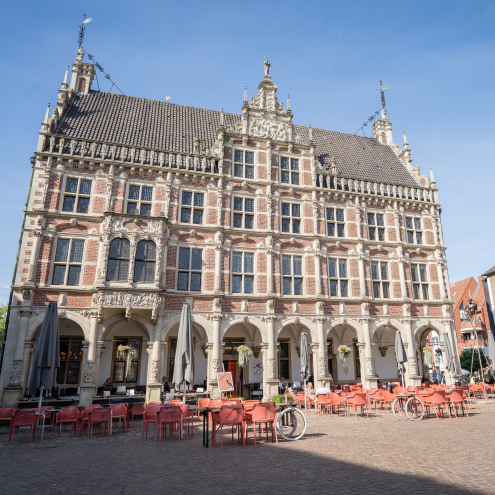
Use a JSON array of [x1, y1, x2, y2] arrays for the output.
[[1, 401, 494, 495]]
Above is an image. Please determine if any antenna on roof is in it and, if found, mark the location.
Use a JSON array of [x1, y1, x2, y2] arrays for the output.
[[379, 80, 389, 109], [77, 13, 92, 49]]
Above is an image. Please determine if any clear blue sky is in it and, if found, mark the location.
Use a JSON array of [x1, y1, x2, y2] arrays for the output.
[[0, 1, 494, 302]]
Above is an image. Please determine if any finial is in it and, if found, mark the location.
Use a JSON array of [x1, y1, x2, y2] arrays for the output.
[[403, 130, 408, 145], [63, 66, 69, 85], [44, 103, 50, 123], [430, 166, 435, 182], [244, 86, 247, 102], [287, 94, 290, 111], [220, 107, 224, 126], [309, 125, 313, 141], [264, 59, 271, 77]]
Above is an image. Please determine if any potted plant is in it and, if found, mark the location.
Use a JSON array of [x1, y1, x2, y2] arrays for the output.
[[236, 345, 254, 399], [423, 345, 432, 364]]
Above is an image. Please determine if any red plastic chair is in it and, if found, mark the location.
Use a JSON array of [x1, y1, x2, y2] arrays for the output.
[[329, 393, 346, 416], [380, 391, 397, 413], [346, 395, 369, 417], [128, 402, 146, 427], [293, 391, 306, 410], [430, 391, 451, 419], [10, 410, 37, 443], [316, 394, 332, 415], [197, 398, 210, 420], [212, 406, 245, 449], [142, 405, 160, 440], [0, 408, 15, 440], [157, 409, 182, 441], [88, 408, 111, 438], [80, 404, 103, 435], [110, 403, 128, 432], [36, 406, 54, 432], [447, 388, 469, 418], [180, 403, 195, 436], [54, 406, 79, 438], [368, 391, 384, 411], [245, 403, 277, 446]]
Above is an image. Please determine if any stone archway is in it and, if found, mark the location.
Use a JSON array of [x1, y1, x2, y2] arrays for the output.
[[326, 322, 361, 385]]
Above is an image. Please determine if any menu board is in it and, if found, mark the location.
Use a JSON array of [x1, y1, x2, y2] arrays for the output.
[[217, 372, 235, 392]]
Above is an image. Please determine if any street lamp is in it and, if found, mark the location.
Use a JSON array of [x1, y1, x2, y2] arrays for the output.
[[30, 156, 36, 166]]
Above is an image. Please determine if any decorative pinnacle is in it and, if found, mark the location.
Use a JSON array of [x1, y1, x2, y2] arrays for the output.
[[430, 165, 435, 182], [63, 66, 69, 85], [287, 94, 290, 111], [44, 103, 50, 123], [309, 124, 313, 141], [220, 107, 224, 126], [403, 130, 408, 146], [244, 86, 247, 102]]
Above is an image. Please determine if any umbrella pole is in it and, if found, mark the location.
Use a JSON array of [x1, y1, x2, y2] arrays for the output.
[[38, 385, 44, 408]]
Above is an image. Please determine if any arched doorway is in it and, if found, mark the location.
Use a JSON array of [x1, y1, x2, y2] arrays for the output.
[[222, 322, 263, 399], [164, 320, 208, 389], [277, 322, 313, 387], [327, 323, 361, 385], [372, 325, 399, 382], [99, 319, 150, 389], [417, 327, 444, 381]]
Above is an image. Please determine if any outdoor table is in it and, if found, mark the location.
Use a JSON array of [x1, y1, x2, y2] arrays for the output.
[[189, 405, 220, 448]]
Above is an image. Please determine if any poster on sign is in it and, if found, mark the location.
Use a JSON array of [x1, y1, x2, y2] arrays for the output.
[[217, 372, 235, 392]]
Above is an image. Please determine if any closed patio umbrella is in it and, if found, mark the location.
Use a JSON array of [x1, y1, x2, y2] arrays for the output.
[[395, 331, 407, 387], [488, 329, 495, 369], [172, 303, 194, 404], [27, 302, 60, 407], [300, 333, 309, 391], [443, 332, 456, 385]]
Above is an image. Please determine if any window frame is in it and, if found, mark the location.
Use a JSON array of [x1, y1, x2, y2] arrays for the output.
[[231, 251, 255, 294], [280, 201, 301, 234], [326, 207, 346, 238], [111, 337, 142, 385], [179, 189, 205, 225], [405, 216, 423, 245], [280, 156, 300, 185], [60, 176, 93, 215], [281, 253, 304, 296], [367, 212, 386, 242], [106, 237, 130, 282], [133, 239, 156, 283], [411, 262, 430, 300], [232, 196, 255, 230], [51, 237, 85, 287], [125, 183, 154, 217], [57, 337, 83, 385], [233, 149, 255, 179], [176, 246, 203, 292], [278, 338, 291, 380], [327, 258, 348, 297], [370, 260, 390, 299]]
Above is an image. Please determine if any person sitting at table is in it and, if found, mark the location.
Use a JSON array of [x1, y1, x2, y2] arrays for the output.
[[305, 382, 316, 406], [278, 378, 286, 394], [376, 374, 381, 385], [103, 378, 113, 391], [162, 377, 170, 393], [314, 380, 332, 414]]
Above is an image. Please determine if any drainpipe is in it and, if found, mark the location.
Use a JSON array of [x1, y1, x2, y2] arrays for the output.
[[0, 156, 36, 375]]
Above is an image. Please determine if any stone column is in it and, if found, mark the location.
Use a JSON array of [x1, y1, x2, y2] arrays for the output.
[[402, 317, 421, 386], [398, 258, 408, 299], [357, 254, 367, 297], [214, 244, 222, 293], [359, 317, 377, 389], [267, 249, 274, 295], [146, 312, 163, 402], [314, 253, 322, 297], [437, 261, 447, 300], [79, 311, 99, 406], [316, 317, 327, 386], [264, 316, 278, 401], [26, 232, 42, 284], [210, 315, 222, 398]]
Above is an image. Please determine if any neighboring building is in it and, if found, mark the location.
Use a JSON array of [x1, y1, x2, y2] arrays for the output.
[[0, 49, 460, 406], [481, 266, 495, 362], [450, 277, 490, 357]]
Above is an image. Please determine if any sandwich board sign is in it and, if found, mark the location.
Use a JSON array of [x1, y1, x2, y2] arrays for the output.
[[217, 372, 234, 392]]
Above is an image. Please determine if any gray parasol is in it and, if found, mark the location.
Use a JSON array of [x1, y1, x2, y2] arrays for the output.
[[488, 329, 495, 370], [300, 332, 310, 385], [172, 303, 194, 402], [395, 331, 407, 387], [27, 302, 60, 406]]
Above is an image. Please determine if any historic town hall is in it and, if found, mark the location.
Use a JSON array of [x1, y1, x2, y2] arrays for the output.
[[0, 49, 461, 406]]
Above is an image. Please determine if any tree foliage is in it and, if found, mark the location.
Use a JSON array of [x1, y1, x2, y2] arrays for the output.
[[0, 304, 7, 352], [460, 348, 487, 373]]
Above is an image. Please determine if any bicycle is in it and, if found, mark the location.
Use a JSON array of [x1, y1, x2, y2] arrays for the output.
[[392, 395, 425, 421], [276, 403, 307, 441]]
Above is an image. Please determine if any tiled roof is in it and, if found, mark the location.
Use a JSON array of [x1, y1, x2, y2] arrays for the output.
[[482, 265, 495, 277], [55, 91, 420, 187]]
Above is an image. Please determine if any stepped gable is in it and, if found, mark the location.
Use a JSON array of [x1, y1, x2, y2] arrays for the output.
[[55, 90, 419, 187]]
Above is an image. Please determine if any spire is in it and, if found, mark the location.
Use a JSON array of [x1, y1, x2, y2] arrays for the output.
[[244, 86, 247, 103], [63, 66, 69, 85], [220, 108, 224, 126], [287, 94, 290, 111], [44, 103, 50, 123], [403, 130, 408, 146], [309, 125, 313, 141], [430, 166, 435, 182]]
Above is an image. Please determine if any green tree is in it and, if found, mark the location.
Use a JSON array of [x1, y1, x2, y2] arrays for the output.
[[460, 348, 487, 373], [0, 304, 7, 351]]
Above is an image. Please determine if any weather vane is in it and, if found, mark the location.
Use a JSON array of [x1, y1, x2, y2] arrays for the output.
[[78, 13, 92, 49], [379, 80, 389, 109]]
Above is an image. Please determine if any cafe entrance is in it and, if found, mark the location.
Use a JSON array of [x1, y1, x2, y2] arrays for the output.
[[223, 338, 244, 397]]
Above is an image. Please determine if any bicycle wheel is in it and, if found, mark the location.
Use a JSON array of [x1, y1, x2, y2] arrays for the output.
[[277, 407, 307, 441], [392, 398, 408, 420], [406, 397, 425, 421]]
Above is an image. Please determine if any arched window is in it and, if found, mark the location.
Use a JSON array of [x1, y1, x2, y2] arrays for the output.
[[134, 240, 156, 282], [107, 238, 130, 281]]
